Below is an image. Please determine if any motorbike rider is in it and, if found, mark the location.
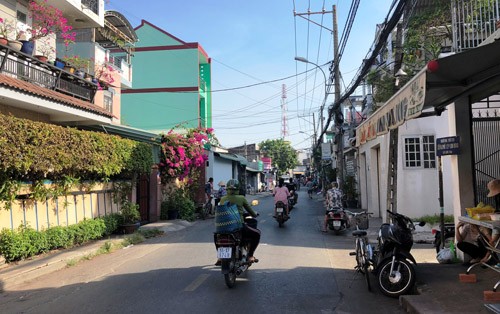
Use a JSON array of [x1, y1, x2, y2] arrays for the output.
[[322, 182, 343, 232], [215, 179, 261, 265], [214, 180, 227, 207], [273, 178, 290, 218], [286, 178, 298, 204]]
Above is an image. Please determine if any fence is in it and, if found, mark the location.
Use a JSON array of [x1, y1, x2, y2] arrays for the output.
[[0, 182, 123, 231]]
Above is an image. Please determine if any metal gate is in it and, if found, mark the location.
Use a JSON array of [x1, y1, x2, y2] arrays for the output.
[[472, 102, 500, 205]]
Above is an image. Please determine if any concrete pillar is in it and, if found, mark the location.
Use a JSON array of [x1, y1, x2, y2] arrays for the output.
[[449, 98, 476, 217]]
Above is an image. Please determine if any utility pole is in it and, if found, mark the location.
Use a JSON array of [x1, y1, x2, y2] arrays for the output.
[[294, 6, 335, 191], [333, 5, 344, 189]]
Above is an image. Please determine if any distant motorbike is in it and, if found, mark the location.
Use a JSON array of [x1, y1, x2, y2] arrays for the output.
[[275, 201, 288, 228], [288, 191, 296, 211], [215, 213, 259, 288], [372, 210, 425, 297], [326, 207, 351, 234], [432, 223, 455, 253]]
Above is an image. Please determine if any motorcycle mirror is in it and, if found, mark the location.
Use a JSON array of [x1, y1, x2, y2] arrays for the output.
[[251, 200, 259, 206], [418, 221, 426, 227]]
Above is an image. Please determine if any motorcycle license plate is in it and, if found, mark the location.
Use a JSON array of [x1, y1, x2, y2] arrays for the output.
[[276, 207, 284, 213], [333, 220, 341, 227], [217, 247, 232, 259]]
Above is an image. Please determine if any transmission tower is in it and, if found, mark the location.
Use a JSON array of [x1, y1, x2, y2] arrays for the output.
[[281, 84, 288, 139]]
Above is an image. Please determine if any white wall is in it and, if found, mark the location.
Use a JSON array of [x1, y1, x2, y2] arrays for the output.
[[396, 115, 454, 219], [213, 157, 233, 188], [357, 113, 455, 221]]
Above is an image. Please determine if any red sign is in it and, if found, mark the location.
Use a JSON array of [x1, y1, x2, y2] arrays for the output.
[[261, 157, 272, 170]]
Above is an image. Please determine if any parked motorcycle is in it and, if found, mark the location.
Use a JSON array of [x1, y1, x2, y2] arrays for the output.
[[214, 213, 259, 288], [326, 207, 351, 234], [275, 200, 288, 228], [371, 210, 425, 298], [432, 222, 455, 253]]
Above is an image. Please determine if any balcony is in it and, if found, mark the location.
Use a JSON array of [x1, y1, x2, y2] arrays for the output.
[[46, 0, 104, 29], [0, 43, 98, 103]]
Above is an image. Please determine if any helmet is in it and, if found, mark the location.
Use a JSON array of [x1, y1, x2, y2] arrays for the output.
[[226, 179, 240, 190]]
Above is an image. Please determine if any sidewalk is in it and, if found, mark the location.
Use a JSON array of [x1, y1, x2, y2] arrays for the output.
[[348, 214, 499, 313]]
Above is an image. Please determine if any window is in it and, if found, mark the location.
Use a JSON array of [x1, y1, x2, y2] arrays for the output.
[[16, 11, 27, 24], [403, 135, 436, 169], [103, 92, 113, 113]]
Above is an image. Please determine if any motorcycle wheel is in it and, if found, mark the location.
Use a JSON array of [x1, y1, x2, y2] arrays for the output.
[[377, 258, 415, 298], [278, 219, 283, 228], [223, 260, 236, 288]]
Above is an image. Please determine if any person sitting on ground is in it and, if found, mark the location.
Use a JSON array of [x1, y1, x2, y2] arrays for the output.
[[456, 221, 492, 264], [273, 178, 290, 218], [488, 178, 500, 211]]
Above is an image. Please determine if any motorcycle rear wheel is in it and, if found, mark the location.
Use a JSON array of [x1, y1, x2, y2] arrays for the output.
[[377, 258, 415, 297], [222, 260, 236, 288]]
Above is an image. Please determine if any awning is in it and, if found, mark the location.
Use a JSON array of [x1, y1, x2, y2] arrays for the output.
[[356, 39, 500, 146], [215, 152, 248, 166], [246, 167, 261, 173]]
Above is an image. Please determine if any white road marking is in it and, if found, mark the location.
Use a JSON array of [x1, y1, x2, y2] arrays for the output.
[[183, 274, 210, 291]]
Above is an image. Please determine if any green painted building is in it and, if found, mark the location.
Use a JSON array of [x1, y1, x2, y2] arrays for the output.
[[120, 20, 212, 133]]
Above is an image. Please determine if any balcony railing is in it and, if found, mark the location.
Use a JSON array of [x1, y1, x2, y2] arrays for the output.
[[452, 0, 500, 52], [0, 43, 98, 103], [82, 0, 99, 15]]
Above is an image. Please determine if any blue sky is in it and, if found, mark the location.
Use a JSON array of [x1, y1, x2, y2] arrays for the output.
[[105, 0, 393, 150]]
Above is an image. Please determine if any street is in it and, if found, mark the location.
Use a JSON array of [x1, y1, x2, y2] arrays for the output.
[[0, 189, 405, 313]]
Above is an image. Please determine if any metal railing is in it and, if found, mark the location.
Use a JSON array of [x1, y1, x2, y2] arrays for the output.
[[452, 0, 500, 52], [0, 44, 98, 102], [82, 0, 99, 15]]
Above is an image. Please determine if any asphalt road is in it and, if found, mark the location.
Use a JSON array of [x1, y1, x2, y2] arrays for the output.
[[0, 189, 406, 314]]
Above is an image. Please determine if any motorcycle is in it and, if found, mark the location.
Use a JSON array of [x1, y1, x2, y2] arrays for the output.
[[214, 213, 259, 288], [275, 201, 288, 228], [286, 189, 296, 211], [288, 191, 296, 211], [326, 207, 351, 234], [432, 222, 455, 253], [371, 210, 425, 298]]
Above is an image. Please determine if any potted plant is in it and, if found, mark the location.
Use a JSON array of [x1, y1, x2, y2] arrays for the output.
[[94, 58, 116, 88], [118, 200, 141, 234], [0, 17, 10, 45], [342, 175, 359, 209], [62, 55, 90, 77], [33, 39, 54, 62], [27, 0, 76, 46]]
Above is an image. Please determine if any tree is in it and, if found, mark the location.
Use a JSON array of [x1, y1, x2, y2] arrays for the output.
[[259, 139, 298, 175]]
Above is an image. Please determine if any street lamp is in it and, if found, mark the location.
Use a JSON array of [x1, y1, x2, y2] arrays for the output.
[[294, 56, 328, 97], [295, 56, 330, 139], [295, 56, 331, 192]]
